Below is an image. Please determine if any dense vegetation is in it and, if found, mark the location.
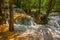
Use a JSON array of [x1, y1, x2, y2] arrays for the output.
[[5, 0, 60, 12]]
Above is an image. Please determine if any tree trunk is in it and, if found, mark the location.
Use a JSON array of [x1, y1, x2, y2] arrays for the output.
[[34, 0, 41, 24], [17, 0, 21, 8], [0, 0, 4, 25], [9, 0, 14, 31], [46, 0, 55, 17], [38, 0, 41, 14], [2, 0, 6, 24], [27, 0, 31, 15]]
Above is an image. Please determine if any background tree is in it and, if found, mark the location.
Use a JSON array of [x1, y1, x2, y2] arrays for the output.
[[0, 0, 4, 25], [14, 0, 21, 8], [33, 0, 42, 24], [46, 0, 55, 17], [27, 0, 31, 15], [2, 0, 6, 24], [9, 0, 14, 31], [53, 0, 60, 12], [39, 0, 55, 24], [38, 0, 41, 14]]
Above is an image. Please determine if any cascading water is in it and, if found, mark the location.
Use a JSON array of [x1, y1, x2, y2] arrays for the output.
[[48, 16, 60, 34], [6, 13, 60, 40]]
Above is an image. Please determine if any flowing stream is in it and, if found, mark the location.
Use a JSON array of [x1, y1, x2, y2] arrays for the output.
[[6, 12, 60, 40]]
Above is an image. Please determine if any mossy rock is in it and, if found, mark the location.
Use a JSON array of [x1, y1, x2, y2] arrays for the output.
[[42, 18, 50, 24], [34, 13, 50, 24]]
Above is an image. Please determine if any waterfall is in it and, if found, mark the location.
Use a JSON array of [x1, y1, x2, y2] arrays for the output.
[[6, 14, 60, 33], [6, 13, 60, 40], [48, 16, 60, 34]]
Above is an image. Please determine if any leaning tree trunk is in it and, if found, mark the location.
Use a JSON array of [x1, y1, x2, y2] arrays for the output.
[[46, 0, 55, 17], [9, 0, 14, 31]]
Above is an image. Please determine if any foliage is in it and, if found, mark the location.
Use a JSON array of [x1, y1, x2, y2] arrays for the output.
[[53, 0, 60, 11], [4, 0, 60, 24], [6, 0, 60, 12], [5, 0, 9, 3]]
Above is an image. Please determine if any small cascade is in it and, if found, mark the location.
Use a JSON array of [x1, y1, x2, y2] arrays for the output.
[[6, 13, 60, 40], [48, 16, 60, 34]]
